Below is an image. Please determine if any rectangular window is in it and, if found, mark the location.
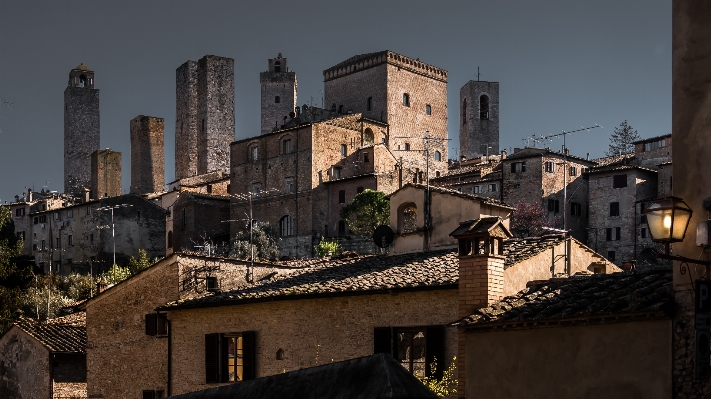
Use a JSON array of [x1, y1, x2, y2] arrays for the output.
[[363, 152, 370, 163], [34, 217, 38, 225], [332, 168, 341, 180], [511, 162, 526, 173], [53, 212, 59, 220], [606, 227, 621, 241], [67, 209, 73, 218], [545, 161, 555, 173], [607, 250, 616, 262], [571, 202, 581, 216], [473, 186, 480, 194], [373, 326, 444, 379], [425, 104, 432, 115], [39, 215, 47, 223], [205, 332, 255, 383], [613, 174, 627, 188], [285, 178, 294, 194], [609, 202, 620, 217], [251, 146, 259, 161], [41, 239, 46, 250], [357, 186, 364, 194], [548, 199, 560, 213], [16, 231, 25, 241], [56, 237, 60, 248], [641, 227, 648, 238], [252, 183, 261, 197], [283, 139, 292, 154], [405, 143, 411, 151], [488, 183, 497, 192], [86, 207, 91, 216], [68, 235, 73, 246], [569, 166, 577, 177], [15, 208, 25, 217], [338, 220, 346, 235], [340, 144, 347, 157], [403, 93, 410, 107], [90, 233, 93, 243], [338, 190, 346, 204]]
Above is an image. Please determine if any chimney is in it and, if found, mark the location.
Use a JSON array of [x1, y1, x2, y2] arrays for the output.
[[501, 149, 507, 160], [450, 217, 512, 395], [83, 188, 90, 203], [27, 189, 33, 202]]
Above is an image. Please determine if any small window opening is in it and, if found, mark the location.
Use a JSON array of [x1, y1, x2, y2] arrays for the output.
[[403, 93, 410, 107], [434, 151, 441, 162], [275, 96, 280, 103], [479, 95, 489, 120], [274, 61, 281, 73], [276, 349, 285, 360], [367, 97, 373, 111], [425, 104, 431, 115]]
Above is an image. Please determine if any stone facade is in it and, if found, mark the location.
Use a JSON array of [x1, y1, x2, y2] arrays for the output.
[[172, 192, 230, 253], [65, 64, 100, 197], [91, 148, 122, 199], [459, 81, 499, 160], [0, 326, 51, 399], [130, 115, 165, 195], [431, 155, 503, 201], [175, 55, 234, 180], [260, 54, 297, 135], [633, 134, 672, 168]]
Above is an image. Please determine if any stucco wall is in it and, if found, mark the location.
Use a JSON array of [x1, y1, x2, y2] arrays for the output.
[[0, 326, 51, 399], [168, 288, 459, 396], [465, 320, 672, 399]]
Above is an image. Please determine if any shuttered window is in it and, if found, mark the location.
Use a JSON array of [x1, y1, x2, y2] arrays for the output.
[[205, 331, 256, 384], [373, 325, 445, 378]]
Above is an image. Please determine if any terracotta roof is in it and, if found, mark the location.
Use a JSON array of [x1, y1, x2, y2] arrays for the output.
[[587, 163, 658, 175], [456, 268, 672, 330], [391, 183, 513, 210], [14, 313, 87, 353], [591, 153, 633, 167], [632, 133, 671, 145], [504, 147, 595, 164], [434, 162, 499, 179], [160, 235, 572, 310]]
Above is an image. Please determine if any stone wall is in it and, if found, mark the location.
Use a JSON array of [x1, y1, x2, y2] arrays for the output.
[[260, 54, 297, 136], [175, 60, 198, 180], [130, 116, 165, 195], [460, 81, 499, 159], [167, 289, 459, 396], [197, 55, 234, 176], [91, 149, 122, 199], [172, 193, 230, 253], [0, 326, 51, 399], [64, 85, 100, 196]]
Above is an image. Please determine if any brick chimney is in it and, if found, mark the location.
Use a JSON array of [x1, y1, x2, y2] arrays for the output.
[[450, 217, 512, 397]]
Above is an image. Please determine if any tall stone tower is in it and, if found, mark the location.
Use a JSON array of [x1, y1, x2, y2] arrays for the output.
[[460, 80, 499, 160], [91, 149, 122, 199], [130, 115, 165, 195], [175, 55, 235, 180], [260, 53, 297, 135], [64, 64, 100, 196]]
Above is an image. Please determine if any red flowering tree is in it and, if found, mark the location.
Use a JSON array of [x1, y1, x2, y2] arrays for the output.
[[509, 201, 559, 238]]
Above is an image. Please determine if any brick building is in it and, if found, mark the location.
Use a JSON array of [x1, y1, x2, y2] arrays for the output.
[[64, 64, 100, 197], [175, 55, 235, 180], [91, 148, 122, 199], [131, 115, 165, 195]]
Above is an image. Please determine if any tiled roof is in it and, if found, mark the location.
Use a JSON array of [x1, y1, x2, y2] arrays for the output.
[[505, 147, 594, 164], [436, 162, 498, 179], [160, 235, 570, 310], [185, 192, 230, 201], [456, 268, 672, 329], [591, 153, 633, 167], [392, 183, 513, 210], [14, 313, 87, 353], [587, 163, 658, 175], [632, 133, 671, 145]]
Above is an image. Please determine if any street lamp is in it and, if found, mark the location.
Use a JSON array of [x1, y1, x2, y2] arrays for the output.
[[96, 204, 133, 266]]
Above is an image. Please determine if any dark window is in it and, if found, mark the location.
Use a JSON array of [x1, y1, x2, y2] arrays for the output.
[[571, 202, 581, 216], [274, 61, 281, 73], [56, 237, 60, 248], [610, 202, 620, 217], [206, 277, 219, 292], [425, 104, 432, 115], [569, 166, 577, 176], [613, 174, 627, 188], [462, 98, 467, 125], [548, 199, 560, 213], [607, 250, 616, 261], [338, 105, 344, 113], [283, 139, 292, 154], [16, 231, 25, 241], [280, 215, 293, 237], [274, 96, 280, 103], [276, 349, 285, 360], [338, 190, 346, 204], [182, 209, 186, 231], [202, 119, 205, 132], [373, 326, 445, 379], [167, 231, 172, 249], [405, 143, 411, 151], [68, 235, 73, 246], [205, 332, 256, 383], [363, 152, 370, 163], [511, 162, 526, 173], [41, 239, 45, 250], [479, 95, 489, 120], [403, 93, 410, 107], [34, 217, 38, 224], [145, 314, 157, 336], [15, 208, 25, 217], [545, 161, 555, 173], [434, 151, 441, 162], [338, 220, 346, 235], [367, 97, 372, 111], [340, 144, 347, 157], [143, 391, 156, 399], [488, 184, 497, 192], [641, 228, 648, 238], [606, 227, 621, 241]]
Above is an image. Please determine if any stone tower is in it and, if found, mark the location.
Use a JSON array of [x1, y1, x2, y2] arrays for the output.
[[130, 115, 165, 195], [175, 55, 235, 180], [91, 149, 122, 199], [460, 80, 499, 160], [260, 53, 297, 135], [64, 64, 100, 196]]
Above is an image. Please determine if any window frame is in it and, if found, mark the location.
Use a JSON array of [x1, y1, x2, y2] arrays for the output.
[[609, 202, 620, 217], [280, 215, 293, 237], [425, 104, 432, 115], [282, 139, 292, 154], [403, 93, 410, 107], [544, 161, 555, 173], [373, 325, 444, 379], [434, 151, 441, 162], [338, 190, 346, 204], [250, 146, 259, 162], [205, 331, 256, 384]]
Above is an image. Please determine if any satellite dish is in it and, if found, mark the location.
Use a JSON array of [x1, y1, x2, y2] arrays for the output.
[[373, 225, 394, 248]]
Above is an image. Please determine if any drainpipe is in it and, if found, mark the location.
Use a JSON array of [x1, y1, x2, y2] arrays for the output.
[[167, 316, 172, 396]]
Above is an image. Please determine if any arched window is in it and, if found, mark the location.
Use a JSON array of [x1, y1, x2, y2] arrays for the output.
[[274, 61, 281, 73], [425, 104, 432, 115], [275, 96, 280, 104], [276, 349, 285, 360], [280, 215, 293, 237], [462, 98, 467, 125], [402, 93, 410, 107], [363, 128, 374, 144], [398, 203, 418, 234], [434, 151, 441, 162], [79, 74, 87, 88], [479, 95, 489, 120], [367, 97, 373, 111]]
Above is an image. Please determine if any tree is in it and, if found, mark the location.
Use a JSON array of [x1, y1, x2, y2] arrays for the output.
[[339, 189, 390, 237], [230, 223, 279, 261], [510, 201, 559, 238], [100, 264, 132, 285], [416, 356, 457, 398], [606, 120, 641, 156], [0, 206, 34, 333], [127, 249, 152, 275]]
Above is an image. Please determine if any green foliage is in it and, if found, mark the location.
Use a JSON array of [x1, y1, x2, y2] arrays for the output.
[[230, 223, 279, 261], [100, 264, 132, 285], [606, 120, 641, 156], [127, 249, 152, 275], [22, 275, 71, 321], [0, 206, 34, 333], [315, 237, 342, 257], [59, 273, 96, 301], [417, 356, 457, 398], [339, 189, 390, 237]]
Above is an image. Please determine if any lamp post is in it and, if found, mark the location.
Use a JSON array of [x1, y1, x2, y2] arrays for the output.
[[96, 204, 133, 266]]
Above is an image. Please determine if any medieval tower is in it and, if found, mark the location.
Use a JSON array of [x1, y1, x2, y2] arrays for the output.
[[175, 55, 235, 180], [64, 64, 100, 196], [130, 115, 165, 195], [90, 149, 122, 199], [460, 80, 499, 159], [260, 53, 297, 135]]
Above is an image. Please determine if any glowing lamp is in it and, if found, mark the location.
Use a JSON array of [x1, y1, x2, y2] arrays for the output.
[[644, 197, 693, 247]]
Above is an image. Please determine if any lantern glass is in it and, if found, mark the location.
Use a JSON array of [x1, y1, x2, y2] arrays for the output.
[[644, 197, 693, 243]]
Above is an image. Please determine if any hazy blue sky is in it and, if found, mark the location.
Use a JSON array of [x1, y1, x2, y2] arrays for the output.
[[0, 0, 671, 202]]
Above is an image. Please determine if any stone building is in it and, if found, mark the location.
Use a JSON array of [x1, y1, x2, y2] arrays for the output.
[[91, 148, 122, 199], [65, 64, 100, 197], [430, 154, 504, 200], [260, 53, 297, 136], [0, 313, 87, 399], [175, 55, 235, 180], [172, 192, 230, 253], [131, 115, 165, 195], [460, 80, 499, 160]]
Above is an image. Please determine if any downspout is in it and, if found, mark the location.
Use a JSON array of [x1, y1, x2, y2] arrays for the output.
[[167, 316, 172, 396], [49, 352, 54, 399]]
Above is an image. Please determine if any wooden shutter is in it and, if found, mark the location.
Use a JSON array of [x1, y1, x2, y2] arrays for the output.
[[145, 314, 156, 336], [426, 325, 446, 379], [205, 333, 220, 383], [373, 327, 392, 355], [242, 331, 256, 380]]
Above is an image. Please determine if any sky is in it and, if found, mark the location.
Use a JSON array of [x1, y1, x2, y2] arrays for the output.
[[0, 0, 671, 203]]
